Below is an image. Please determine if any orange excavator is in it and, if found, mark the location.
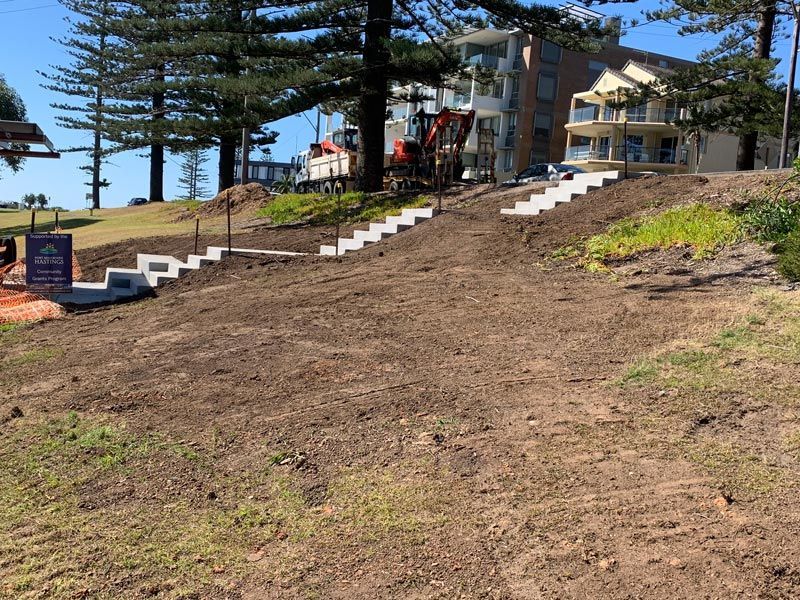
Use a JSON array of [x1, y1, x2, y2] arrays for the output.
[[386, 107, 476, 189]]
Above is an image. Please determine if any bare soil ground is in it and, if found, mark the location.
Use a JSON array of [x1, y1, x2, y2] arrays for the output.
[[2, 173, 800, 599]]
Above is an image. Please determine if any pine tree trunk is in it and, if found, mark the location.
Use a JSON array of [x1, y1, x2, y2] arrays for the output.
[[356, 0, 393, 192], [150, 143, 164, 202], [149, 66, 166, 202], [92, 85, 102, 210], [218, 135, 238, 192], [738, 0, 777, 170]]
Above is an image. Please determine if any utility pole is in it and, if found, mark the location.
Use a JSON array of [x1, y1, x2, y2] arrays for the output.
[[781, 1, 800, 169], [240, 7, 257, 185]]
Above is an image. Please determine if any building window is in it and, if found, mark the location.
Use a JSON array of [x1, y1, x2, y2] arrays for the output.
[[537, 71, 558, 102], [485, 41, 508, 59], [587, 60, 607, 87], [503, 151, 514, 171], [541, 40, 562, 64], [506, 113, 517, 135], [491, 79, 504, 98], [479, 116, 500, 135], [533, 112, 552, 139]]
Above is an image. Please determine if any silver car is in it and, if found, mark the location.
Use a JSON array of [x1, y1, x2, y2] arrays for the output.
[[503, 163, 586, 186]]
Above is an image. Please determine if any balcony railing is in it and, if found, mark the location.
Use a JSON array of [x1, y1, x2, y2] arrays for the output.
[[452, 92, 470, 107], [624, 106, 679, 123], [502, 132, 516, 148], [565, 145, 610, 161], [512, 55, 524, 71], [615, 145, 684, 164], [565, 144, 685, 164], [507, 95, 519, 110], [568, 105, 615, 123], [568, 105, 680, 124], [468, 54, 500, 68]]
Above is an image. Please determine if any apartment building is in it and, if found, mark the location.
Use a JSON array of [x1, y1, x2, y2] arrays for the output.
[[563, 60, 785, 173], [385, 16, 688, 181]]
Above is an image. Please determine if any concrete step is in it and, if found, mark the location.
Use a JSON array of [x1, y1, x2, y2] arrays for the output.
[[353, 229, 388, 243], [318, 207, 437, 256], [502, 170, 623, 216], [320, 244, 342, 256]]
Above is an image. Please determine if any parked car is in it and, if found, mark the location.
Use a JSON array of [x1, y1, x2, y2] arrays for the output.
[[503, 163, 586, 186], [128, 197, 148, 206]]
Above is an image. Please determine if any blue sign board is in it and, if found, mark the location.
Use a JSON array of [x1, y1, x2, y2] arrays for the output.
[[25, 233, 73, 293]]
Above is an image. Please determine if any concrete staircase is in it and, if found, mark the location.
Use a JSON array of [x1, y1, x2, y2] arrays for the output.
[[320, 207, 436, 256], [54, 246, 305, 305], [500, 171, 623, 216]]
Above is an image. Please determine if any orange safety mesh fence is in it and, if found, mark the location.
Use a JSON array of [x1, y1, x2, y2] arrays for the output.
[[0, 252, 83, 325], [0, 299, 66, 325]]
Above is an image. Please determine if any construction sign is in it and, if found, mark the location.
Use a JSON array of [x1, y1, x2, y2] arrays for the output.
[[25, 233, 73, 293]]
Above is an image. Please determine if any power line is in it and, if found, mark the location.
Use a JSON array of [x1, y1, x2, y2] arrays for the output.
[[0, 3, 59, 14]]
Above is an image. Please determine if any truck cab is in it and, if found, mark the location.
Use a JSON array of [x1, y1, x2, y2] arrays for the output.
[[292, 150, 311, 193]]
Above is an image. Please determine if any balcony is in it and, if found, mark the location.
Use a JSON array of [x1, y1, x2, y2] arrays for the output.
[[568, 105, 680, 124], [565, 144, 686, 164], [565, 145, 610, 161], [502, 95, 519, 112], [625, 106, 679, 123], [615, 145, 684, 164], [467, 54, 500, 69], [452, 92, 471, 108], [501, 132, 516, 148], [568, 105, 615, 123]]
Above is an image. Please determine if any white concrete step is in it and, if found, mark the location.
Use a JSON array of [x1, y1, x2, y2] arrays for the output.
[[52, 245, 307, 305], [353, 229, 388, 243], [319, 207, 438, 256], [501, 170, 623, 216]]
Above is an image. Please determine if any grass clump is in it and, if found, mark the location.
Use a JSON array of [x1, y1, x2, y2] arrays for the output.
[[3, 347, 62, 368], [687, 441, 784, 496], [583, 204, 741, 270], [258, 192, 428, 225], [618, 359, 660, 386]]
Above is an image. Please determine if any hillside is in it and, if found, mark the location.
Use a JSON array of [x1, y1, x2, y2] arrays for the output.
[[1, 173, 799, 599]]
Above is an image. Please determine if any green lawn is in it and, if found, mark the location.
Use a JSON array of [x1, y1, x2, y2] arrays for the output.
[[0, 204, 229, 257]]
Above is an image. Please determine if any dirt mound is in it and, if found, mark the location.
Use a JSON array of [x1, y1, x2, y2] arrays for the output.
[[194, 183, 273, 218]]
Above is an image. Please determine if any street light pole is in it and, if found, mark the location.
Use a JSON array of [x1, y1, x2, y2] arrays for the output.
[[240, 7, 257, 185], [780, 1, 800, 169]]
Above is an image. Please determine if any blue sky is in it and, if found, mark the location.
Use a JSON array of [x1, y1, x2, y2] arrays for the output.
[[0, 1, 795, 209]]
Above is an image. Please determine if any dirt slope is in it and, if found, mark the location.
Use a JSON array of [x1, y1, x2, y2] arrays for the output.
[[2, 173, 799, 599]]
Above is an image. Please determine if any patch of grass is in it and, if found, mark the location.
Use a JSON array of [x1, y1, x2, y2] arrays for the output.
[[326, 470, 447, 542], [666, 349, 714, 370], [713, 326, 755, 350], [170, 199, 204, 212], [3, 347, 62, 368], [0, 323, 20, 334], [618, 358, 660, 386], [582, 204, 741, 271], [686, 441, 784, 496], [257, 192, 429, 225], [0, 412, 455, 598], [0, 203, 235, 258]]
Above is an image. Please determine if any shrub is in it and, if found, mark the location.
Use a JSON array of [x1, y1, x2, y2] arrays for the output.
[[741, 196, 800, 243], [778, 227, 800, 282]]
